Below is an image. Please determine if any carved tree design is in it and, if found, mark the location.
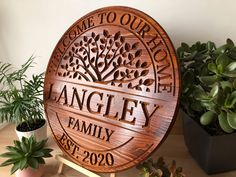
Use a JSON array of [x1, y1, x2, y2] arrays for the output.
[[58, 30, 154, 91]]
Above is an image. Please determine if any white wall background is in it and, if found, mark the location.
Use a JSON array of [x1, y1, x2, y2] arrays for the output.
[[0, 0, 236, 72]]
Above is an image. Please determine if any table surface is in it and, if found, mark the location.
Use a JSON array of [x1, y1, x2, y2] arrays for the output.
[[0, 124, 236, 177]]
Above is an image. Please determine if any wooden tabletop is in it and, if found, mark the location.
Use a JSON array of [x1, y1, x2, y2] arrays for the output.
[[0, 124, 236, 177]]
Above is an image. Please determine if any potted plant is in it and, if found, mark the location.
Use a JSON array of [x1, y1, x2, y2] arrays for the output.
[[136, 157, 185, 177], [0, 136, 53, 177], [0, 56, 46, 141], [178, 39, 236, 174]]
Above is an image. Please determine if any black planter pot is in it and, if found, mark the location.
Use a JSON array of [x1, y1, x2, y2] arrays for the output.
[[181, 109, 236, 174]]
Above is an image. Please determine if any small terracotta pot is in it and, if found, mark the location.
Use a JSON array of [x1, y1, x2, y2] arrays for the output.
[[15, 165, 45, 177]]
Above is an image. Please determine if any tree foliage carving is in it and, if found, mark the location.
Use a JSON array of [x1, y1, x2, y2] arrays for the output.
[[58, 30, 154, 91]]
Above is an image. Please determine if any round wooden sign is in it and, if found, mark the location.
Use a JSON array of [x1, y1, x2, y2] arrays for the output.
[[44, 6, 180, 173]]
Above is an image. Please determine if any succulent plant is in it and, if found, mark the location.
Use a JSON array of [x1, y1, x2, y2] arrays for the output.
[[0, 136, 53, 174], [178, 39, 236, 134], [136, 157, 185, 177]]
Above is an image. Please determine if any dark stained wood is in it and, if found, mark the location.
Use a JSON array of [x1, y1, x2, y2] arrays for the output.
[[43, 6, 180, 173]]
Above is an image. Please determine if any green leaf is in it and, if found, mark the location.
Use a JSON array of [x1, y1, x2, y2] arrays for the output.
[[181, 42, 189, 51], [10, 161, 21, 175], [190, 100, 203, 112], [0, 152, 22, 159], [215, 44, 231, 54], [40, 149, 53, 157], [213, 87, 225, 107], [193, 86, 209, 100], [227, 112, 236, 130], [34, 139, 47, 151], [222, 70, 236, 77], [227, 38, 234, 47], [28, 157, 39, 169], [206, 41, 216, 51], [6, 146, 21, 154], [182, 70, 195, 92], [225, 62, 236, 72], [233, 79, 236, 89], [200, 111, 217, 125], [0, 159, 17, 167], [199, 75, 218, 85], [210, 84, 219, 97], [226, 91, 236, 108], [177, 47, 184, 59], [20, 137, 28, 153], [219, 111, 234, 133], [37, 157, 45, 164], [216, 53, 231, 73], [208, 63, 218, 74], [32, 151, 44, 157], [220, 81, 232, 91], [19, 157, 27, 170]]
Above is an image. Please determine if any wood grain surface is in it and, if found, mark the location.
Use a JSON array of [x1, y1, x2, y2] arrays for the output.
[[43, 6, 180, 173]]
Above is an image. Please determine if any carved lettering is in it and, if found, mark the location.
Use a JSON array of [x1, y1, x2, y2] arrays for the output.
[[56, 85, 68, 105], [67, 117, 115, 142], [59, 133, 80, 152], [140, 101, 159, 127], [62, 35, 70, 47], [157, 62, 172, 81], [130, 15, 143, 30], [103, 94, 119, 120], [70, 88, 87, 109], [47, 83, 56, 101], [107, 12, 117, 23], [158, 83, 172, 93], [120, 13, 150, 38], [147, 34, 162, 52], [98, 12, 117, 24], [69, 29, 77, 40], [76, 16, 95, 35], [137, 22, 150, 38], [120, 13, 131, 25], [98, 12, 106, 24], [48, 83, 162, 127], [87, 91, 104, 114], [81, 121, 93, 135], [119, 98, 138, 125]]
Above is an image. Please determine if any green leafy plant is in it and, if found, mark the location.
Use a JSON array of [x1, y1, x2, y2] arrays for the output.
[[0, 136, 53, 174], [137, 157, 185, 177], [0, 56, 44, 129], [178, 39, 236, 134]]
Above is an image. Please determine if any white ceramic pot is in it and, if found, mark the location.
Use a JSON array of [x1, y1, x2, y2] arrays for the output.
[[16, 165, 45, 177], [15, 119, 47, 141]]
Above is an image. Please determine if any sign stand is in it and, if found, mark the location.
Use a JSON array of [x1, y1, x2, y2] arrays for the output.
[[56, 154, 116, 177]]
